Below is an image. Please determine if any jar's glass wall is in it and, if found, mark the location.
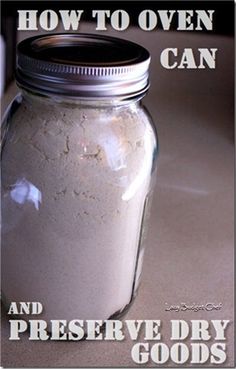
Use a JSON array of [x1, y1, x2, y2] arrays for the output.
[[1, 91, 158, 322]]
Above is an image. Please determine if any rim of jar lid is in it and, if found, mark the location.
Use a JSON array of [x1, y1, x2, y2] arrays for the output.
[[15, 33, 151, 99]]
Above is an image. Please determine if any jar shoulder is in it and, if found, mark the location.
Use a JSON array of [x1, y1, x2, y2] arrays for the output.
[[3, 94, 157, 144], [2, 95, 158, 203], [2, 95, 158, 172]]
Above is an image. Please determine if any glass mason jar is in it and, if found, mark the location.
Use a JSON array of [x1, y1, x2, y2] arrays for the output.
[[1, 34, 158, 324]]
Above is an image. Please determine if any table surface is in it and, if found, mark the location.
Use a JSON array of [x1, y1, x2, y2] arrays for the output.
[[1, 24, 234, 368]]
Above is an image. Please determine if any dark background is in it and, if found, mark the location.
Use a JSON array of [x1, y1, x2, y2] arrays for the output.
[[2, 1, 235, 34]]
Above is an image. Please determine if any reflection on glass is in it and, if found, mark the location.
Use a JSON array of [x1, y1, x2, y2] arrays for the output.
[[122, 127, 153, 201], [98, 130, 127, 172], [10, 178, 42, 210]]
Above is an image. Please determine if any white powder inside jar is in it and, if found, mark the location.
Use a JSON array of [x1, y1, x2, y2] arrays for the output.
[[2, 94, 156, 322]]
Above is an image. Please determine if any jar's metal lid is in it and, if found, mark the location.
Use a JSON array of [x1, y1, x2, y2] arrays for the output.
[[16, 33, 151, 99]]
